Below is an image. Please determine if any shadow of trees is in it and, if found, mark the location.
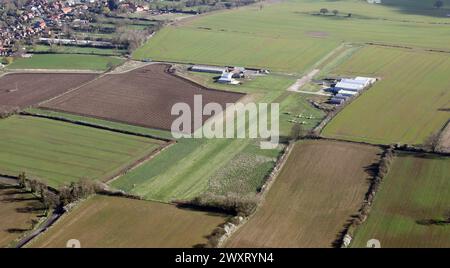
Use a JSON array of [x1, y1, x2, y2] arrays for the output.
[[381, 0, 450, 18]]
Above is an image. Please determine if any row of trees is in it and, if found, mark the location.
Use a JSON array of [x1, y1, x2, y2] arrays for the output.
[[338, 147, 395, 247], [17, 173, 98, 210]]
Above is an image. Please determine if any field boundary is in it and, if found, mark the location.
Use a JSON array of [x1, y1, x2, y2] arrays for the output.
[[333, 146, 390, 248], [218, 141, 293, 248], [20, 111, 173, 142], [4, 69, 103, 74], [105, 140, 176, 185]]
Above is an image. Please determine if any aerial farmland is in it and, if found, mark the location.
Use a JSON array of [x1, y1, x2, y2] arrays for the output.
[[0, 116, 165, 187], [0, 72, 97, 114], [28, 195, 227, 248], [41, 64, 244, 132], [0, 0, 449, 253], [322, 46, 450, 145], [226, 140, 382, 248]]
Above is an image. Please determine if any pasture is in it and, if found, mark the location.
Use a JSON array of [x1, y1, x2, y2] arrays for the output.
[[25, 108, 174, 140], [7, 54, 124, 71], [0, 116, 164, 187], [42, 64, 244, 132], [0, 73, 97, 114], [29, 195, 227, 248], [0, 184, 45, 248], [30, 45, 126, 56], [322, 46, 450, 145], [351, 153, 450, 248], [226, 140, 382, 248], [133, 0, 450, 73]]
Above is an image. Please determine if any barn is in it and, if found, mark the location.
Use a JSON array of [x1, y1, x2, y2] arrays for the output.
[[335, 81, 364, 92], [190, 65, 226, 74]]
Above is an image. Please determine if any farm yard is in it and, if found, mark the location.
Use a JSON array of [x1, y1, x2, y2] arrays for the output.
[[0, 116, 165, 188], [28, 195, 228, 248], [0, 183, 46, 248], [0, 73, 97, 114], [42, 64, 244, 132], [226, 140, 382, 248], [350, 153, 450, 248], [322, 46, 450, 145]]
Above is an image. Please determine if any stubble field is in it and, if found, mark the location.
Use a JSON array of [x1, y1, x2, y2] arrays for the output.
[[226, 140, 382, 248], [29, 195, 227, 248]]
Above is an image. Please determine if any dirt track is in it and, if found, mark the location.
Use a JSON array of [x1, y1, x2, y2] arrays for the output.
[[42, 64, 244, 132], [0, 73, 97, 113]]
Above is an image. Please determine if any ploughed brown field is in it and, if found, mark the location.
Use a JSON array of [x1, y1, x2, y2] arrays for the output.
[[226, 140, 382, 248], [42, 64, 244, 132], [0, 73, 97, 113]]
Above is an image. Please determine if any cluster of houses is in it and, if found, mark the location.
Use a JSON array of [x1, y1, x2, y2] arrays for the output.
[[328, 77, 377, 105], [0, 0, 91, 56], [0, 0, 155, 56]]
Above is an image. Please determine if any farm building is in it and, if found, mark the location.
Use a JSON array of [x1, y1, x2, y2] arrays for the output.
[[355, 76, 377, 85], [217, 71, 240, 85], [338, 90, 359, 97], [335, 81, 365, 92], [330, 97, 344, 105], [334, 94, 349, 100], [190, 65, 226, 74]]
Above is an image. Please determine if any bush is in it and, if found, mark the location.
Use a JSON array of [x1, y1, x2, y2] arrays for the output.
[[187, 193, 259, 217]]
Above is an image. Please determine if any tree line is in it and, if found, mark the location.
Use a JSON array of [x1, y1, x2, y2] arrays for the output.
[[17, 172, 99, 211]]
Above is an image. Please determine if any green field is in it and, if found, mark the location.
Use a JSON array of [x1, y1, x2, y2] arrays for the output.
[[351, 153, 450, 248], [0, 116, 164, 187], [29, 45, 126, 56], [135, 27, 338, 73], [25, 108, 174, 140], [322, 46, 450, 145], [134, 0, 450, 73], [7, 54, 124, 71]]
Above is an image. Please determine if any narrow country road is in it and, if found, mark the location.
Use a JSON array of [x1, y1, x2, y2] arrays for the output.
[[15, 206, 65, 248]]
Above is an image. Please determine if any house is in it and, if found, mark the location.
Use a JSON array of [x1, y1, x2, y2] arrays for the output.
[[62, 7, 73, 14]]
